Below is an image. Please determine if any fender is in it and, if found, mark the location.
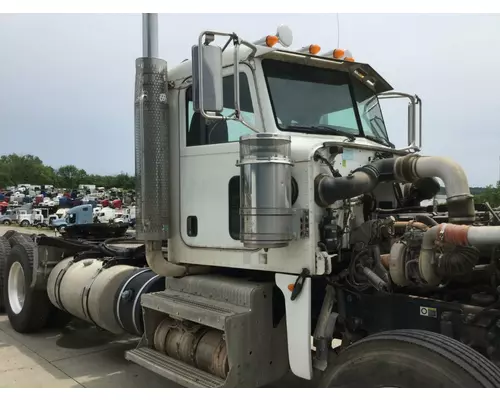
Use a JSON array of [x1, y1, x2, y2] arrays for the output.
[[275, 273, 313, 380]]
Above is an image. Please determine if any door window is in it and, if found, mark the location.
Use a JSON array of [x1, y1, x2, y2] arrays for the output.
[[186, 73, 256, 146]]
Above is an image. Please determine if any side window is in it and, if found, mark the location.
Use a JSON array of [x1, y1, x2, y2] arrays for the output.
[[186, 72, 256, 147], [352, 83, 388, 139]]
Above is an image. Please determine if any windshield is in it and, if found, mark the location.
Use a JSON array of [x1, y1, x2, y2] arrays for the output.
[[261, 59, 390, 145]]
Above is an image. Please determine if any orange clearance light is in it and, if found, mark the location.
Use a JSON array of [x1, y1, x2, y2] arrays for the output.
[[266, 35, 279, 47], [344, 57, 355, 62], [287, 284, 295, 292], [309, 44, 321, 55], [333, 48, 345, 59]]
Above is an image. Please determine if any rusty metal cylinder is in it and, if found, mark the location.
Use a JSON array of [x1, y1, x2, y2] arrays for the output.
[[153, 317, 229, 378], [194, 329, 229, 378]]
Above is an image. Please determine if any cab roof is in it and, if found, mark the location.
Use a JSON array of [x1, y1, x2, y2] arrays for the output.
[[168, 44, 393, 95]]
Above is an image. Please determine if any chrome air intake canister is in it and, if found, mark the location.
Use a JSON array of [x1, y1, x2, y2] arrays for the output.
[[237, 133, 294, 249]]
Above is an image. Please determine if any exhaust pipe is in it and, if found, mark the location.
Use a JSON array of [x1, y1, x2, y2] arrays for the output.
[[315, 154, 474, 224], [315, 157, 439, 206], [135, 13, 186, 277], [394, 154, 475, 224], [419, 223, 497, 285]]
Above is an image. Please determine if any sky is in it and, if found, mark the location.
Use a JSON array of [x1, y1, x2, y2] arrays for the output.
[[0, 13, 499, 187]]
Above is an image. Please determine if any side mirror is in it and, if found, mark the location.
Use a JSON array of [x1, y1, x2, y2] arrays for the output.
[[254, 24, 294, 48], [192, 40, 224, 113], [378, 92, 422, 150], [276, 25, 293, 47], [192, 30, 259, 132]]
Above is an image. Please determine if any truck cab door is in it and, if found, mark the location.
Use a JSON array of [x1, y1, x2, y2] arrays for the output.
[[178, 64, 262, 249]]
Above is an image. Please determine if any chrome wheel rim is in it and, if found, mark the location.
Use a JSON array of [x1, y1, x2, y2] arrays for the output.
[[8, 261, 26, 314]]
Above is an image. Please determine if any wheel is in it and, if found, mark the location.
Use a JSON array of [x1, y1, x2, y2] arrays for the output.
[[3, 220, 11, 225], [3, 242, 52, 333], [319, 329, 500, 388], [19, 220, 29, 227], [0, 237, 12, 312]]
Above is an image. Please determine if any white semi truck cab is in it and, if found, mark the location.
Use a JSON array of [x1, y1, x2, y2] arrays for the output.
[[2, 14, 500, 389]]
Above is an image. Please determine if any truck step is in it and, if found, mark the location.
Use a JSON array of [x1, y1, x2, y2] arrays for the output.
[[141, 289, 249, 330], [133, 274, 290, 387], [125, 347, 224, 388]]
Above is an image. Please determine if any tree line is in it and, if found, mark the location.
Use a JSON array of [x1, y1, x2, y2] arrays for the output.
[[0, 154, 135, 191], [438, 185, 500, 207], [471, 184, 500, 208], [2, 153, 500, 207]]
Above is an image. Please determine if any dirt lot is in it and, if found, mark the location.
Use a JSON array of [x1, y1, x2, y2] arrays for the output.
[[0, 225, 310, 388]]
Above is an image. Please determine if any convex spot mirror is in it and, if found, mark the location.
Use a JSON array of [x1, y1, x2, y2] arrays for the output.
[[276, 25, 293, 47]]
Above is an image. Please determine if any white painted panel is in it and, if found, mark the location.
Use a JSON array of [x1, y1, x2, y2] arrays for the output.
[[275, 273, 313, 380]]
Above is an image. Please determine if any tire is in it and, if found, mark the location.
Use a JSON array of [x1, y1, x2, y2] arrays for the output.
[[19, 220, 29, 227], [3, 243, 52, 333], [0, 237, 12, 312], [319, 329, 500, 388], [3, 220, 11, 225], [3, 230, 17, 240], [8, 233, 33, 249]]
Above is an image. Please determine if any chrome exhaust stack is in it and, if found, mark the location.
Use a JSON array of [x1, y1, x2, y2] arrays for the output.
[[135, 14, 186, 277]]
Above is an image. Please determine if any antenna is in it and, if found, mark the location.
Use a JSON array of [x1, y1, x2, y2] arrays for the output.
[[336, 13, 340, 48]]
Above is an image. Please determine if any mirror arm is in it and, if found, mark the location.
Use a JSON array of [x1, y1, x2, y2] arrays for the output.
[[416, 95, 422, 149], [233, 37, 259, 132], [396, 143, 420, 153], [233, 36, 241, 119], [240, 39, 258, 59], [221, 36, 233, 52], [240, 118, 260, 134]]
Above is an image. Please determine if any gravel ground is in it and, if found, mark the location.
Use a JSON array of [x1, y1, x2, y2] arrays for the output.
[[0, 224, 56, 237], [0, 225, 136, 237]]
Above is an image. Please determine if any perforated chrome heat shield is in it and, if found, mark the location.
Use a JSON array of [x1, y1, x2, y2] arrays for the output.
[[134, 57, 169, 241]]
